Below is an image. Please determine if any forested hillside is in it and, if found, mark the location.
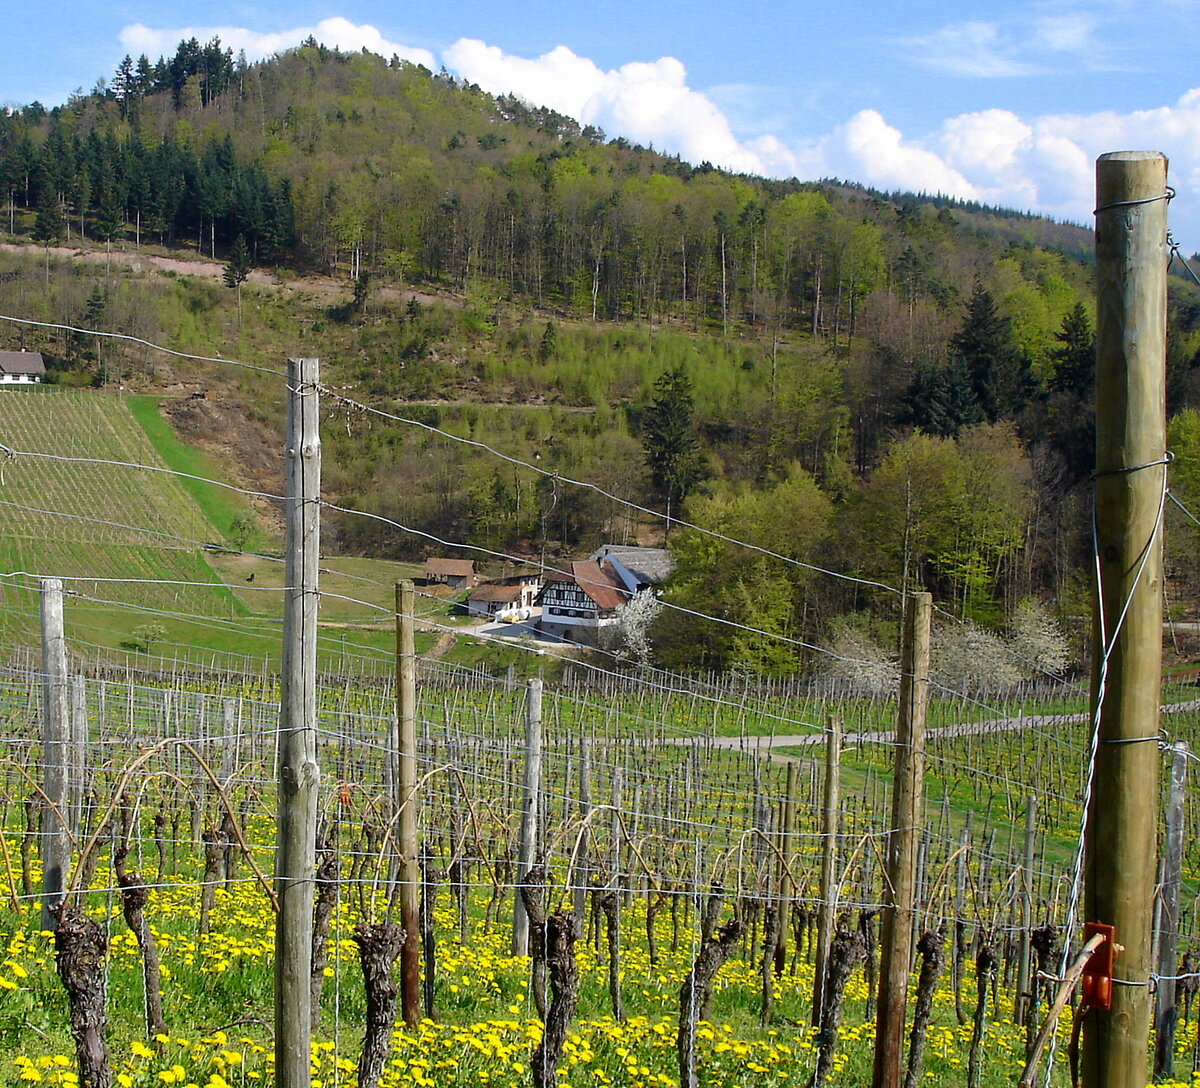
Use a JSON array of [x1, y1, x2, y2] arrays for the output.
[[3, 38, 1200, 672]]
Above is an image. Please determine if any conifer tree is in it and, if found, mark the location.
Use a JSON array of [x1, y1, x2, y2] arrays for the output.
[[950, 284, 1030, 421], [223, 233, 251, 321], [642, 365, 702, 525], [1048, 301, 1094, 395]]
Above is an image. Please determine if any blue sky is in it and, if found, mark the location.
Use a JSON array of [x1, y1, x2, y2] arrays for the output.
[[6, 2, 1200, 241]]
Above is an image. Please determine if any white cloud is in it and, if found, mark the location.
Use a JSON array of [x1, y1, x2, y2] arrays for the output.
[[823, 111, 981, 199], [1029, 12, 1101, 54], [118, 18, 435, 69], [900, 21, 1035, 78], [445, 39, 767, 174], [899, 11, 1112, 79]]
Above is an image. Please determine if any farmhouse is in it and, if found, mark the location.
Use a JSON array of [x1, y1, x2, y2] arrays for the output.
[[588, 544, 674, 592], [424, 557, 476, 590], [537, 559, 631, 647], [466, 582, 523, 618], [0, 351, 45, 384]]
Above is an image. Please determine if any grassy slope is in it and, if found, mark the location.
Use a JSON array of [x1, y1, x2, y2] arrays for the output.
[[125, 394, 251, 543]]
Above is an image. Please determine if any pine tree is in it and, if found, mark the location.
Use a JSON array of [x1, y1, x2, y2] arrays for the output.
[[223, 233, 251, 321], [1048, 301, 1094, 395], [950, 283, 1030, 421], [642, 365, 702, 524], [538, 320, 557, 362], [31, 181, 63, 284]]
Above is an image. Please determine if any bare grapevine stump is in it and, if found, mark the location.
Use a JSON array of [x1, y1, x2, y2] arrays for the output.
[[115, 803, 166, 1038], [903, 929, 946, 1088], [1028, 924, 1059, 1057], [198, 828, 226, 935], [646, 889, 668, 967], [220, 810, 240, 887], [419, 849, 441, 1020], [21, 796, 37, 898], [967, 939, 998, 1088], [531, 911, 580, 1088], [859, 909, 878, 1020], [117, 874, 166, 1038], [310, 839, 340, 1031], [598, 889, 625, 1021], [519, 862, 549, 1020], [810, 918, 865, 1088], [678, 916, 743, 1088], [53, 903, 110, 1088], [352, 922, 405, 1088]]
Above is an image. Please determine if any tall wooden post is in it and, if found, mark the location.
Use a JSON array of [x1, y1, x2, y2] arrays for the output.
[[1083, 151, 1167, 1088], [1014, 796, 1036, 1025], [512, 677, 543, 956], [275, 358, 321, 1088], [871, 592, 931, 1088], [69, 674, 86, 837], [396, 580, 421, 1026], [1154, 744, 1188, 1077], [39, 578, 70, 930], [775, 758, 799, 974], [812, 714, 841, 1024]]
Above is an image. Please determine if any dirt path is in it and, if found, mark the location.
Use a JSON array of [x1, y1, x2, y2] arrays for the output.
[[693, 697, 1200, 760], [0, 241, 446, 305]]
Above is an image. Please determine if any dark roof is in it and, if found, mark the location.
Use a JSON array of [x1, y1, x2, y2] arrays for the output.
[[569, 560, 630, 611], [468, 583, 522, 604], [0, 351, 45, 376], [590, 545, 674, 585], [425, 558, 475, 577]]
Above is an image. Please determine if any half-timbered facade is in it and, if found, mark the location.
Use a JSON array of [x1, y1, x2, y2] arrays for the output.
[[536, 559, 630, 646]]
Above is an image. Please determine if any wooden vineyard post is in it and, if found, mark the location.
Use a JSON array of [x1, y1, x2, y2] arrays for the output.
[[775, 758, 798, 974], [1154, 744, 1188, 1077], [512, 678, 543, 956], [1015, 796, 1036, 1025], [813, 714, 841, 1024], [871, 591, 931, 1088], [1084, 152, 1167, 1088], [39, 577, 70, 930], [275, 357, 321, 1088], [396, 579, 421, 1027]]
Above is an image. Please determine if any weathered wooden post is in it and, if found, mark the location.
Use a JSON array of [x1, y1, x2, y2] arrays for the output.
[[512, 678, 543, 956], [1083, 150, 1168, 1088], [396, 579, 421, 1027], [1154, 743, 1188, 1077], [813, 714, 841, 1024], [872, 591, 931, 1088], [775, 757, 798, 974], [1014, 796, 1036, 1025], [275, 358, 321, 1088], [39, 578, 70, 929]]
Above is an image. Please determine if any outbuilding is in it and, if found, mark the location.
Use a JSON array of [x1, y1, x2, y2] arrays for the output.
[[0, 351, 45, 384]]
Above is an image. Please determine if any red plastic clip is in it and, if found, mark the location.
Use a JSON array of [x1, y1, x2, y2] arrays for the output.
[[1080, 923, 1116, 1011]]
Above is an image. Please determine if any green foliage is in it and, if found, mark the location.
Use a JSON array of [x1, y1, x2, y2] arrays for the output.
[[656, 465, 833, 671], [125, 621, 167, 653], [852, 424, 1032, 618], [227, 514, 256, 551], [222, 234, 251, 289], [950, 284, 1031, 422], [641, 365, 702, 514], [1048, 300, 1094, 395]]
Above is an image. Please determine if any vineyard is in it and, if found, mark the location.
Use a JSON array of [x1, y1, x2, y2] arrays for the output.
[[2, 641, 1200, 1088], [0, 388, 232, 631]]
